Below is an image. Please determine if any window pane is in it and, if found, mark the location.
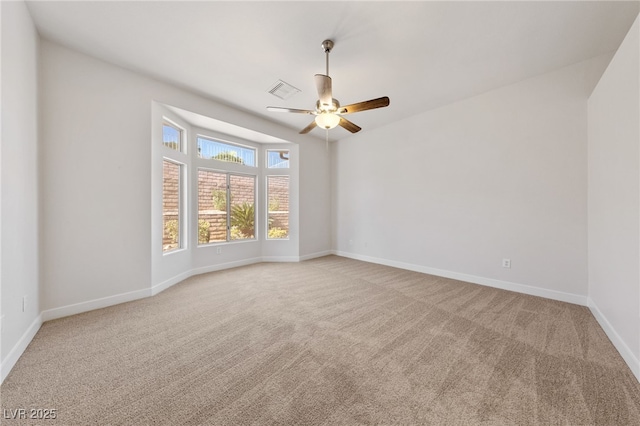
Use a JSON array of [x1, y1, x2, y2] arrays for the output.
[[163, 123, 182, 151], [197, 136, 256, 167], [163, 160, 181, 252], [267, 150, 290, 169], [229, 175, 255, 240], [267, 176, 289, 239], [197, 170, 228, 245]]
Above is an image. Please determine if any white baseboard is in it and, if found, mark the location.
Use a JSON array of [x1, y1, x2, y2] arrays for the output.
[[262, 256, 300, 262], [41, 288, 151, 322], [1, 315, 42, 383], [332, 251, 588, 306], [588, 297, 640, 382], [151, 271, 192, 296], [299, 250, 333, 261], [190, 257, 263, 275]]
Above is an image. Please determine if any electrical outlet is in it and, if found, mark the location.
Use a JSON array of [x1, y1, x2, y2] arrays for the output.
[[502, 259, 511, 269], [216, 247, 222, 254], [348, 239, 354, 246]]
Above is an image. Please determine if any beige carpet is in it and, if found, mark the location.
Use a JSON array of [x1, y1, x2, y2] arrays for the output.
[[2, 256, 639, 425]]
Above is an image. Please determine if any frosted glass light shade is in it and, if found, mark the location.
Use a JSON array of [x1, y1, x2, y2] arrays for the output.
[[315, 113, 340, 129]]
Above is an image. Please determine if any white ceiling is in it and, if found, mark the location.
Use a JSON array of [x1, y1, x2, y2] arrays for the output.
[[27, 1, 639, 138]]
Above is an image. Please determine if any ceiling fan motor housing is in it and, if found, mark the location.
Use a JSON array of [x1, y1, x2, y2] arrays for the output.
[[316, 99, 339, 113]]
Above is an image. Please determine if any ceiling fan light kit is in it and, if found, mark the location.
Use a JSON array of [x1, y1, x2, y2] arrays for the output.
[[267, 39, 390, 135], [315, 112, 340, 129]]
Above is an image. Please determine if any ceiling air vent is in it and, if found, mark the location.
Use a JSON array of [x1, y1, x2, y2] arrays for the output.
[[267, 80, 301, 100]]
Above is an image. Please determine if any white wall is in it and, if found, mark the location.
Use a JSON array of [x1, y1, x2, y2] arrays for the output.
[[588, 16, 640, 381], [0, 0, 41, 381], [332, 55, 611, 304], [39, 40, 331, 319], [299, 138, 331, 259]]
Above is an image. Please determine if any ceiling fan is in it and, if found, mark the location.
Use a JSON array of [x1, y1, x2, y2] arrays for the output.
[[267, 39, 390, 135]]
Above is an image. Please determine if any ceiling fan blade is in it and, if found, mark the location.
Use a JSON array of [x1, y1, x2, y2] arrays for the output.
[[314, 74, 333, 108], [338, 117, 362, 133], [338, 96, 390, 114], [299, 120, 318, 134], [267, 106, 315, 114]]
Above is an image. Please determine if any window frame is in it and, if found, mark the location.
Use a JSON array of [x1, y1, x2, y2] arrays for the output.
[[162, 119, 185, 153], [160, 114, 189, 256], [197, 134, 257, 167], [266, 174, 290, 240], [197, 168, 257, 246], [266, 149, 290, 169], [162, 157, 187, 254]]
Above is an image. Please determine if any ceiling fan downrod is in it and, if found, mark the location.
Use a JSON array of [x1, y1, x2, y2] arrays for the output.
[[321, 39, 334, 76]]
